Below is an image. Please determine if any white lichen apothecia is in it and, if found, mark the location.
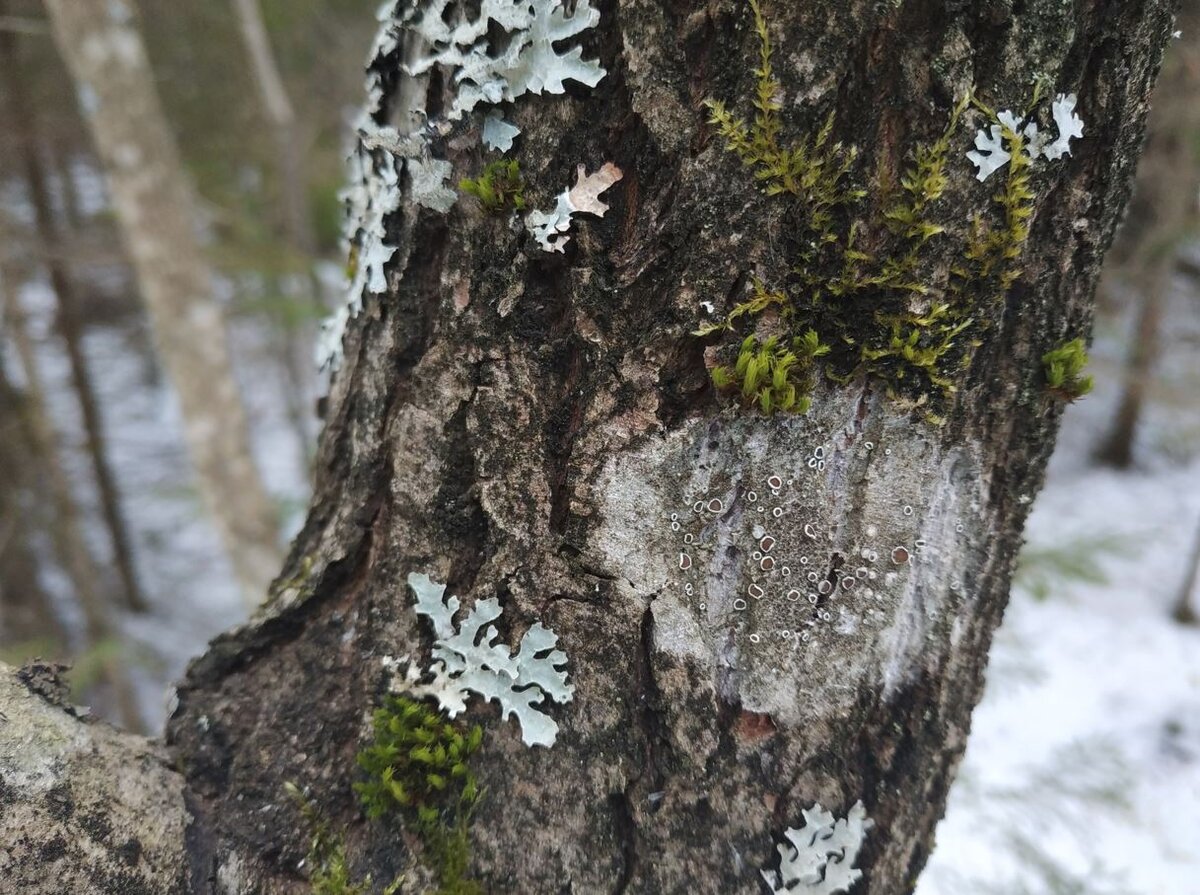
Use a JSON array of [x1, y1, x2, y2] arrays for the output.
[[383, 572, 574, 747]]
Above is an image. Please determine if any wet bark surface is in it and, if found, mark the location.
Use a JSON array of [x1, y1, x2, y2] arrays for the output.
[[154, 1, 1175, 893]]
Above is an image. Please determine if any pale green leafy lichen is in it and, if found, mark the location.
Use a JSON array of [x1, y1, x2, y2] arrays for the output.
[[398, 572, 574, 747], [763, 801, 873, 895]]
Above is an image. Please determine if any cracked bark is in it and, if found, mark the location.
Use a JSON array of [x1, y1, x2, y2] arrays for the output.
[[0, 1, 1178, 893]]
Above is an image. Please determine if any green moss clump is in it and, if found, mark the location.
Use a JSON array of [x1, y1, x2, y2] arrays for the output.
[[459, 159, 526, 214], [1042, 338, 1093, 401], [700, 0, 1050, 420], [711, 330, 829, 415], [704, 0, 862, 229], [355, 695, 484, 895]]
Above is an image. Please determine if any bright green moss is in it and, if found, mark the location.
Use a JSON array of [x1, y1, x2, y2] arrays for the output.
[[355, 695, 484, 895], [1042, 338, 1094, 401], [702, 0, 1048, 420], [459, 159, 526, 214], [286, 695, 485, 895], [711, 330, 829, 415], [704, 0, 862, 230]]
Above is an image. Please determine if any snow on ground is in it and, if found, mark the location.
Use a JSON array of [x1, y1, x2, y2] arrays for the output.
[[920, 280, 1200, 895]]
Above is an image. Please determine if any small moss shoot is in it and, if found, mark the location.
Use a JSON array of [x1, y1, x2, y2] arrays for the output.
[[459, 159, 526, 214], [701, 0, 1053, 420], [711, 330, 829, 415], [1042, 338, 1094, 401], [355, 695, 484, 895], [268, 554, 317, 605], [285, 782, 402, 895]]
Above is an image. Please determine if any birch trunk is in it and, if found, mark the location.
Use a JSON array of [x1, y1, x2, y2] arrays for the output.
[[0, 1, 1178, 893], [230, 0, 322, 459], [1, 265, 144, 732], [0, 17, 149, 614], [41, 0, 283, 605]]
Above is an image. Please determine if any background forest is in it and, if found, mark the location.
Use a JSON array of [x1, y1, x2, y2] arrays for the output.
[[0, 2, 1196, 893]]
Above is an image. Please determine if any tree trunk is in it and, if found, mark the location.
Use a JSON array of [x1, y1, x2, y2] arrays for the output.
[[41, 0, 284, 605], [231, 0, 317, 259], [1, 1, 1178, 893], [0, 346, 67, 653], [231, 0, 323, 461], [0, 17, 149, 615], [1172, 514, 1200, 625], [1, 263, 145, 732], [1094, 3, 1200, 468]]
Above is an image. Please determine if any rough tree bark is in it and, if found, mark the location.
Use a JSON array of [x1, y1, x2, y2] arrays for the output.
[[1094, 0, 1199, 468], [0, 1, 1179, 893], [40, 0, 284, 604]]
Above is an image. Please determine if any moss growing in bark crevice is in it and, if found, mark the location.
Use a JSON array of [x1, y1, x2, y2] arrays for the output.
[[1042, 338, 1094, 401], [286, 782, 403, 895], [354, 695, 484, 895], [459, 159, 526, 214], [700, 0, 1058, 422], [288, 696, 484, 895]]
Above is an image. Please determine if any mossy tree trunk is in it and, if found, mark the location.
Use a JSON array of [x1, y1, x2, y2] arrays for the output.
[[0, 1, 1178, 893]]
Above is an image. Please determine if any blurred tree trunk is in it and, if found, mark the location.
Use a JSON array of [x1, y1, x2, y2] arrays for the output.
[[41, 0, 284, 605], [1173, 515, 1200, 625], [0, 18, 148, 614], [0, 263, 144, 732], [1094, 5, 1200, 468], [0, 1, 1179, 893], [0, 338, 66, 652], [232, 0, 316, 259], [231, 0, 321, 459]]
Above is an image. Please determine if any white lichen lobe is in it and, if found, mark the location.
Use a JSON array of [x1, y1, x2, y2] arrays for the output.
[[968, 94, 1084, 182], [482, 112, 522, 151], [316, 148, 403, 371], [763, 801, 873, 895], [404, 0, 606, 118], [317, 0, 611, 374], [389, 572, 574, 747], [527, 162, 623, 252]]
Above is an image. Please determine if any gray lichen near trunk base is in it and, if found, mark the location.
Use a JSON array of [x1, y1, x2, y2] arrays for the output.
[[0, 663, 188, 895]]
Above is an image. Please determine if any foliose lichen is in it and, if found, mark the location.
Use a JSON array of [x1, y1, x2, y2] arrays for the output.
[[316, 0, 612, 374], [762, 801, 873, 895], [389, 572, 574, 748], [525, 162, 623, 254]]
